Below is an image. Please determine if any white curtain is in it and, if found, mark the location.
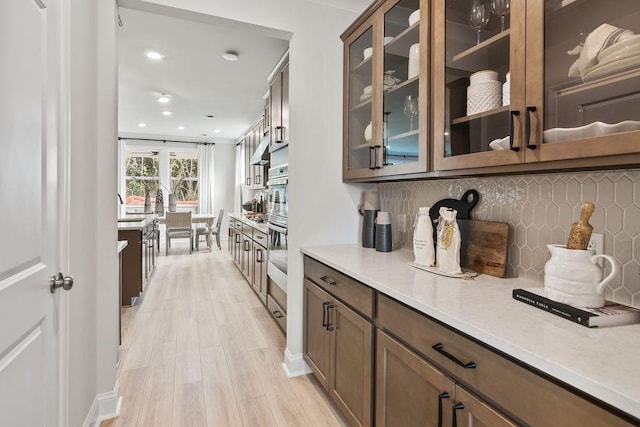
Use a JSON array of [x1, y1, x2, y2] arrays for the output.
[[198, 144, 215, 214]]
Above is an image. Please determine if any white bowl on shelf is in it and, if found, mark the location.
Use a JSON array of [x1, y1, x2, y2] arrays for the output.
[[489, 135, 510, 150], [363, 47, 372, 60], [469, 70, 499, 85], [467, 80, 501, 96], [408, 9, 420, 26]]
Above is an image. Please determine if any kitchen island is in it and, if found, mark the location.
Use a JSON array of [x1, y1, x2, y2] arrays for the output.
[[301, 244, 640, 425], [118, 215, 158, 306]]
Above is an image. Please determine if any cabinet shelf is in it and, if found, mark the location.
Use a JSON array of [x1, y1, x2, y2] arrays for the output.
[[388, 129, 418, 142], [351, 97, 372, 112], [451, 105, 509, 125], [385, 23, 419, 57], [352, 55, 373, 73], [448, 30, 510, 72], [553, 67, 640, 97]]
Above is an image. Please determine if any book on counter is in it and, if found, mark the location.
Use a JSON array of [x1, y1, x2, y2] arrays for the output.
[[512, 287, 640, 328]]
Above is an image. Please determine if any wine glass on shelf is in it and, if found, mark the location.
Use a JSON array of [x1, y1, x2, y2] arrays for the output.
[[403, 95, 419, 131], [491, 0, 510, 32], [468, 0, 490, 45]]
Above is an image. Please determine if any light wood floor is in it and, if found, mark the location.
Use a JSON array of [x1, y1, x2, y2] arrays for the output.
[[103, 243, 348, 427]]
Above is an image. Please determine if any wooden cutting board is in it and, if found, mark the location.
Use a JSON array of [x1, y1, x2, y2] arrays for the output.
[[457, 219, 510, 278]]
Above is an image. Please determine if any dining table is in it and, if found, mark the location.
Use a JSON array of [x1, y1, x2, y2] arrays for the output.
[[157, 213, 217, 252]]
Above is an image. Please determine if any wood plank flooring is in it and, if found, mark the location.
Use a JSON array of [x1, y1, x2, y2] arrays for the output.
[[102, 243, 347, 427]]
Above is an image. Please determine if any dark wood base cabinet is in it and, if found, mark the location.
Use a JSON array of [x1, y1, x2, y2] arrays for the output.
[[303, 255, 637, 427], [303, 277, 373, 427]]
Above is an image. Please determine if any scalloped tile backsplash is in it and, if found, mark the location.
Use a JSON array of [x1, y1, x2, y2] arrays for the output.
[[378, 169, 640, 308]]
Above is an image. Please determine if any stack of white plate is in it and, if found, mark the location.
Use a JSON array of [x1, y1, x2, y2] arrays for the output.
[[585, 34, 640, 81], [467, 70, 501, 116]]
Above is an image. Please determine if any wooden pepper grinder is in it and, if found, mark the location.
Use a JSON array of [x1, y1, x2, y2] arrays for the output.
[[566, 202, 595, 250]]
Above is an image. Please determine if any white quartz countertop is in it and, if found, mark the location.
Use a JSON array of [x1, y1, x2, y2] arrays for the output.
[[228, 213, 268, 234], [301, 244, 640, 420], [117, 215, 157, 230]]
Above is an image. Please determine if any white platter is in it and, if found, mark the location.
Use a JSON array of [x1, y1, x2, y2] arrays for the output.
[[408, 262, 478, 279], [543, 120, 640, 143]]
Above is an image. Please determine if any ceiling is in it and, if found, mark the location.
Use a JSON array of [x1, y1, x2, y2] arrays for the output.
[[117, 7, 290, 142]]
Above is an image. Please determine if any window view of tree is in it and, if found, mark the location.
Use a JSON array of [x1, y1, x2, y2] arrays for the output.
[[170, 152, 198, 206], [125, 151, 160, 205]]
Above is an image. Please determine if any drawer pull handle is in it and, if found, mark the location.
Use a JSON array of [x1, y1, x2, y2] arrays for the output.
[[432, 343, 476, 369], [272, 310, 284, 319], [438, 392, 450, 427], [452, 402, 464, 427], [320, 275, 337, 286]]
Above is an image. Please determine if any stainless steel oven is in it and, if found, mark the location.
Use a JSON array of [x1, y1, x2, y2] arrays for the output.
[[267, 164, 288, 290]]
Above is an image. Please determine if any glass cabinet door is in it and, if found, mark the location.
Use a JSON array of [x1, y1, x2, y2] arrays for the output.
[[527, 0, 640, 162], [433, 0, 524, 171], [345, 25, 375, 177], [379, 0, 425, 173]]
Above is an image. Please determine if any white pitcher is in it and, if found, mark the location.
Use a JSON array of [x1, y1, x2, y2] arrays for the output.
[[544, 244, 618, 308]]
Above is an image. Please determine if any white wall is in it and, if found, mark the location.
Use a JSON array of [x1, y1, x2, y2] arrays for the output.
[[68, 0, 119, 425], [213, 141, 237, 239], [133, 0, 372, 370]]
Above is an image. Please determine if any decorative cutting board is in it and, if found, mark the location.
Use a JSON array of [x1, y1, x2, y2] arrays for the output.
[[457, 219, 510, 278]]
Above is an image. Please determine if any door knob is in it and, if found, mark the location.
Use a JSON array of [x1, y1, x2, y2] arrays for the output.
[[50, 273, 74, 293]]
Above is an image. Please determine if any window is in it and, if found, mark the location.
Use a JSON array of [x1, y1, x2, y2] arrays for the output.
[[125, 151, 160, 206], [170, 152, 198, 207]]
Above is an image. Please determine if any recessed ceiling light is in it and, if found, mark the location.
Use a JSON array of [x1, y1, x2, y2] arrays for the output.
[[223, 51, 238, 61], [202, 133, 208, 136], [158, 94, 171, 103], [137, 122, 147, 128], [213, 129, 221, 133], [177, 126, 185, 130], [162, 111, 172, 116], [145, 50, 165, 60], [206, 115, 215, 119]]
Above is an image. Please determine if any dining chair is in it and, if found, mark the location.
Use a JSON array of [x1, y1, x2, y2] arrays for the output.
[[165, 211, 193, 255], [195, 209, 224, 250]]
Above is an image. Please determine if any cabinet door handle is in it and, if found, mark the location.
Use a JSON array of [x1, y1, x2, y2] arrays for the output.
[[244, 240, 250, 251], [368, 146, 376, 170], [256, 248, 263, 262], [320, 275, 337, 286], [509, 110, 520, 152], [322, 301, 330, 329], [275, 126, 285, 143], [525, 106, 537, 150], [452, 402, 464, 427], [272, 310, 284, 319], [255, 174, 261, 185], [375, 146, 383, 169], [438, 392, 450, 427], [432, 343, 476, 369], [325, 303, 335, 331], [235, 234, 240, 243]]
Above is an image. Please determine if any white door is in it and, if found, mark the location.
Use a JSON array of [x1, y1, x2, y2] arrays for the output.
[[0, 0, 67, 425]]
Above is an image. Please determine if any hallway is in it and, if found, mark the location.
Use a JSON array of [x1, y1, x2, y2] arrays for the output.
[[103, 245, 347, 426]]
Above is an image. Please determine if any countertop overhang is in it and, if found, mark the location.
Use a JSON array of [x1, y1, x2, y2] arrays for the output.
[[301, 244, 640, 419]]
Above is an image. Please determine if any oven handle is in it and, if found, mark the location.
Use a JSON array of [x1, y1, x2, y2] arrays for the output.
[[268, 223, 288, 234], [267, 177, 288, 186]]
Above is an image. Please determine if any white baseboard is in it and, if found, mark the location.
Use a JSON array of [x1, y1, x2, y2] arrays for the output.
[[83, 381, 122, 427], [282, 347, 312, 378]]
